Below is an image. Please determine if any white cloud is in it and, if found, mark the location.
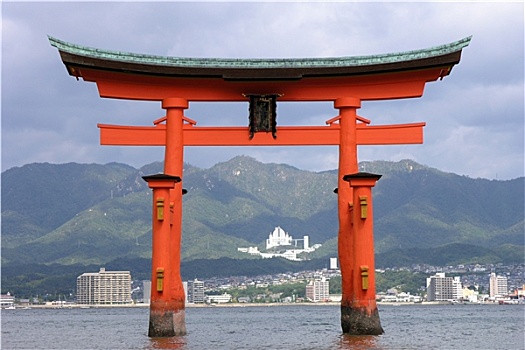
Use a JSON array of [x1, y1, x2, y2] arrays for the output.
[[1, 2, 523, 180]]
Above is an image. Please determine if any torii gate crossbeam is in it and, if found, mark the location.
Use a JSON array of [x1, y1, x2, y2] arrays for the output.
[[50, 35, 470, 338], [97, 122, 426, 146]]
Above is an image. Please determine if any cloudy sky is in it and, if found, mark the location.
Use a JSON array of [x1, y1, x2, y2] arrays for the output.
[[2, 2, 523, 180]]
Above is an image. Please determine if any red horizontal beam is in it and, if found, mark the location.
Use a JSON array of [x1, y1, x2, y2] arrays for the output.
[[98, 122, 425, 146], [80, 68, 445, 102]]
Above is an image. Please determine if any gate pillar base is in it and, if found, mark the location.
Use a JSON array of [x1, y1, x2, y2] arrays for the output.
[[148, 303, 186, 337], [341, 305, 384, 335]]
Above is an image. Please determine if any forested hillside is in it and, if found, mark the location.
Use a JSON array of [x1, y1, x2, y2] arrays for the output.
[[2, 157, 523, 266]]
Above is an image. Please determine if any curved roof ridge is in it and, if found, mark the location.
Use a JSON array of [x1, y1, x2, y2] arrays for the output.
[[48, 35, 471, 69]]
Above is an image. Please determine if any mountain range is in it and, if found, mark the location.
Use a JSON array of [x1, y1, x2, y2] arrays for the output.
[[2, 157, 523, 270]]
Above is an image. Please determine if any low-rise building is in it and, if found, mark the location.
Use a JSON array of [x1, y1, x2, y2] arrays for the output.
[[510, 284, 525, 299], [206, 293, 232, 304], [1, 293, 15, 308], [462, 287, 480, 302], [378, 292, 422, 303]]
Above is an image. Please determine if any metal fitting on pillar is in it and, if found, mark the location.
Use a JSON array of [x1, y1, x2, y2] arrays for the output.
[[156, 198, 165, 220], [360, 265, 369, 290], [359, 196, 368, 219], [156, 268, 164, 292]]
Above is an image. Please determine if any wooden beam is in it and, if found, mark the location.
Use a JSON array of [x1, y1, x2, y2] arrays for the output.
[[98, 122, 425, 146], [91, 72, 431, 102]]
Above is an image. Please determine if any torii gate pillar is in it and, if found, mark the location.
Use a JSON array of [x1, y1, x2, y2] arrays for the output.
[[142, 174, 186, 337], [341, 172, 383, 335], [143, 98, 188, 337], [335, 98, 383, 334]]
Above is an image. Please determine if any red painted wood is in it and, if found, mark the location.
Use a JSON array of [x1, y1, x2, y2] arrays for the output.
[[82, 68, 437, 101], [336, 98, 359, 309], [97, 122, 425, 146]]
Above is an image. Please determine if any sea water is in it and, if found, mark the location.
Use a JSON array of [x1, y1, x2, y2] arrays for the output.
[[2, 304, 524, 349]]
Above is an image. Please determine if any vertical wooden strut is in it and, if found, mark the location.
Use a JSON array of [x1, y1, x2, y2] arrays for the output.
[[142, 174, 184, 337], [342, 172, 383, 335], [335, 97, 359, 332], [146, 98, 188, 337], [335, 98, 383, 335]]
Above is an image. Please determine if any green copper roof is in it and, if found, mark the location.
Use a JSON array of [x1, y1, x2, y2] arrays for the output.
[[48, 36, 471, 69]]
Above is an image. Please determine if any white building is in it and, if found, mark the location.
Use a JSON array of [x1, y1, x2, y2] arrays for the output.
[[237, 247, 260, 255], [305, 277, 330, 302], [489, 272, 508, 297], [187, 279, 205, 304], [266, 226, 292, 249], [142, 280, 151, 304], [462, 287, 480, 303], [330, 258, 338, 270], [379, 292, 422, 303], [426, 273, 462, 301], [1, 293, 15, 308], [206, 293, 232, 304], [303, 236, 309, 250], [76, 268, 132, 305], [239, 226, 321, 261]]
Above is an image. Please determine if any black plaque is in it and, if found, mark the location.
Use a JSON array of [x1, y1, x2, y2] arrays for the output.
[[247, 94, 278, 139]]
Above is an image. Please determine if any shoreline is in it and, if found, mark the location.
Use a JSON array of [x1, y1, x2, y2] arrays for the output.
[[4, 301, 517, 310]]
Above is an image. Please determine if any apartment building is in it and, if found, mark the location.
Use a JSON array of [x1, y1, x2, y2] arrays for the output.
[[305, 277, 330, 302], [187, 279, 205, 304], [489, 272, 508, 297], [426, 272, 462, 301], [76, 268, 132, 305]]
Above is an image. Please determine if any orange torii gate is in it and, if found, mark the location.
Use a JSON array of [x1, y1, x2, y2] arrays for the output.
[[50, 36, 470, 337]]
